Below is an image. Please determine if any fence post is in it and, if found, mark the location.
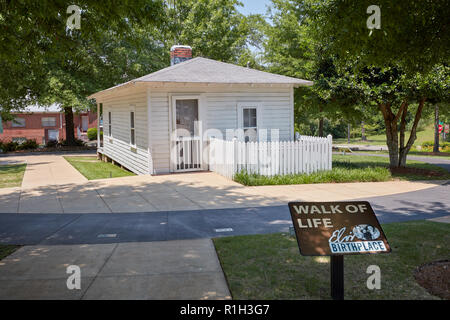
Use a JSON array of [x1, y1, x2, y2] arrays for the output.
[[327, 134, 333, 170]]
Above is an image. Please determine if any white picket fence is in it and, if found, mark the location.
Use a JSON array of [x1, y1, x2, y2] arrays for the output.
[[209, 135, 333, 179]]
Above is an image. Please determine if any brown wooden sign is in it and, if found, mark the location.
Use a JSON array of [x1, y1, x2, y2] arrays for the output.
[[288, 201, 391, 256]]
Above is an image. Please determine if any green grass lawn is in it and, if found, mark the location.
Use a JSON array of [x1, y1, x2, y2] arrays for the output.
[[0, 245, 20, 261], [0, 163, 27, 188], [64, 156, 135, 180], [213, 220, 450, 300], [234, 154, 450, 186], [334, 124, 438, 147], [353, 150, 450, 159]]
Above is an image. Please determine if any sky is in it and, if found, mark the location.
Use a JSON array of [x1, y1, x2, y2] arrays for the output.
[[237, 0, 272, 16]]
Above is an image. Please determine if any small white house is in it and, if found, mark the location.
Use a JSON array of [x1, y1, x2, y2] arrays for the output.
[[89, 46, 313, 175]]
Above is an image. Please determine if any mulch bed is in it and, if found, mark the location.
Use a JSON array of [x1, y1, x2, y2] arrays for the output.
[[414, 260, 450, 300], [390, 166, 445, 177], [2, 146, 96, 154]]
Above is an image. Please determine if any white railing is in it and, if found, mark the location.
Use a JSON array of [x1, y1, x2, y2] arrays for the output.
[[209, 135, 332, 180], [174, 136, 202, 171]]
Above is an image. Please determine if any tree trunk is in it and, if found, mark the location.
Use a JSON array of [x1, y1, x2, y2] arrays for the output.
[[361, 122, 366, 141], [347, 123, 351, 144], [318, 118, 324, 137], [379, 103, 399, 168], [64, 106, 76, 146], [433, 105, 439, 153], [398, 103, 409, 167], [318, 106, 324, 137], [398, 98, 426, 166]]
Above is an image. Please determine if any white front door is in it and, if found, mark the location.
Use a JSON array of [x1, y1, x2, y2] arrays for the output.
[[171, 97, 202, 172], [81, 116, 89, 132]]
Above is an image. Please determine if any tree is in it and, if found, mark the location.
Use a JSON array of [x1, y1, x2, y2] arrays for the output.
[[309, 0, 450, 167], [165, 0, 257, 64], [314, 0, 450, 75], [0, 0, 165, 144]]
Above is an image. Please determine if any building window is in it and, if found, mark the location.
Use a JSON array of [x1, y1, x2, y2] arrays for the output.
[[130, 109, 136, 146], [12, 137, 27, 144], [243, 107, 258, 142], [42, 117, 56, 127], [12, 118, 26, 128], [108, 111, 112, 137]]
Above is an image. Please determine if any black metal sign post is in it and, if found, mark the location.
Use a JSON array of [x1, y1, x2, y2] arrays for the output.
[[330, 255, 344, 300]]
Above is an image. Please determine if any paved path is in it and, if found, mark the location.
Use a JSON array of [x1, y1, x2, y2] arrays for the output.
[[1, 182, 449, 246], [0, 153, 88, 188], [1, 172, 445, 214], [0, 239, 230, 300]]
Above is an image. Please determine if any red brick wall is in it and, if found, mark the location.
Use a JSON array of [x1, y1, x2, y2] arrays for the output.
[[0, 111, 97, 145]]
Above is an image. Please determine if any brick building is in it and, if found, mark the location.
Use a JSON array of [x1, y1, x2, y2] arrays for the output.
[[0, 105, 97, 145]]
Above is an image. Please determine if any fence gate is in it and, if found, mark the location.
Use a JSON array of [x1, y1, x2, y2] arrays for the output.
[[174, 136, 202, 171]]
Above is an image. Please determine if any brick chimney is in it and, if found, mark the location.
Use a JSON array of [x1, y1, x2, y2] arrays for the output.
[[170, 45, 192, 66]]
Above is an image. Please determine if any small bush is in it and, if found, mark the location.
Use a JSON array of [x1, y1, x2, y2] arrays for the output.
[[2, 141, 19, 152], [58, 139, 86, 147], [17, 139, 38, 150], [45, 140, 58, 148], [421, 141, 434, 148], [87, 128, 97, 141]]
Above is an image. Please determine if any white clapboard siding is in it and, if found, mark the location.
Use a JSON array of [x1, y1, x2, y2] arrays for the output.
[[148, 86, 293, 174], [101, 87, 150, 175], [209, 135, 333, 180]]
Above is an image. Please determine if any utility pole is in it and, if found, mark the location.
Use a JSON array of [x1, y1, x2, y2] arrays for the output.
[[434, 105, 439, 153]]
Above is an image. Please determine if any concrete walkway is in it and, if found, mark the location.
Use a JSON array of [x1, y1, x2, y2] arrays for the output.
[[0, 153, 88, 188], [0, 239, 230, 300], [0, 152, 447, 214]]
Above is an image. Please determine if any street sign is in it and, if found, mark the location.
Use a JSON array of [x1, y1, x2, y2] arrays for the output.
[[439, 124, 443, 134], [288, 201, 390, 256], [445, 124, 449, 134], [288, 201, 390, 300]]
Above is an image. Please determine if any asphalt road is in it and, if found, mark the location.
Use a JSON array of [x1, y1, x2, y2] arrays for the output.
[[0, 182, 449, 246]]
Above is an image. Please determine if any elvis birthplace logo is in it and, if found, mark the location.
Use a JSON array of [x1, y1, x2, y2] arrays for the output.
[[329, 224, 386, 254]]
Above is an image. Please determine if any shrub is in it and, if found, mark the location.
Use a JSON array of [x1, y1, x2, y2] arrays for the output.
[[87, 128, 97, 141], [17, 139, 38, 150], [45, 140, 58, 148], [421, 141, 434, 148], [58, 139, 86, 147], [2, 141, 19, 152]]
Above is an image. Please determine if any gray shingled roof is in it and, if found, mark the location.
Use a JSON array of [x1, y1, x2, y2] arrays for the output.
[[134, 57, 312, 85], [89, 57, 312, 98]]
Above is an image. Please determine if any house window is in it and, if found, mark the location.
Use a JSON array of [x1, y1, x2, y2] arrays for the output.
[[108, 111, 112, 137], [42, 117, 56, 127], [130, 109, 136, 146], [243, 107, 258, 142], [12, 118, 26, 128]]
